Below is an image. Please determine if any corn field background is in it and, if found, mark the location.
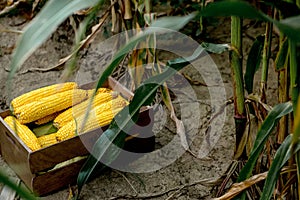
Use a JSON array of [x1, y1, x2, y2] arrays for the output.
[[0, 0, 299, 199]]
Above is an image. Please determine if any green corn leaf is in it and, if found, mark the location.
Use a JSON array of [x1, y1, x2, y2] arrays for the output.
[[94, 13, 197, 91], [32, 122, 58, 137], [237, 102, 293, 182], [260, 135, 300, 200], [262, 0, 300, 18], [77, 15, 197, 197], [244, 35, 265, 94], [274, 16, 300, 43], [7, 0, 99, 83], [150, 13, 197, 31], [275, 38, 288, 71], [198, 1, 300, 42], [200, 42, 230, 54], [0, 169, 37, 199], [235, 102, 293, 199], [76, 44, 205, 198], [199, 0, 271, 21]]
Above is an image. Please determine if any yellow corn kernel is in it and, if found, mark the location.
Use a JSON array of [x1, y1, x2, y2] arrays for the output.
[[15, 89, 89, 124], [55, 120, 77, 141], [89, 96, 128, 117], [56, 107, 123, 141], [34, 112, 61, 125], [53, 92, 118, 128], [4, 116, 41, 151], [37, 133, 58, 148], [87, 88, 112, 98], [11, 82, 78, 113]]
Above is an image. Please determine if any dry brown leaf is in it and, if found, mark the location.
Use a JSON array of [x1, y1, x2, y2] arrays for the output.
[[213, 171, 268, 200], [0, 0, 25, 16], [32, 0, 41, 13]]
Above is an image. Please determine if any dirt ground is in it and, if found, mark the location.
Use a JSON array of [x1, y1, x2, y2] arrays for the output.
[[0, 11, 278, 200]]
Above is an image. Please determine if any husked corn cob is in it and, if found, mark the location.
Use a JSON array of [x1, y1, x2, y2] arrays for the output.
[[4, 116, 41, 151], [89, 96, 128, 116], [11, 82, 78, 113], [87, 88, 112, 98], [37, 133, 58, 148], [34, 112, 61, 125], [53, 92, 118, 128], [15, 89, 89, 124], [56, 107, 123, 141]]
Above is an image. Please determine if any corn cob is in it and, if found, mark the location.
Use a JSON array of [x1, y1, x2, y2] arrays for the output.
[[4, 116, 41, 151], [87, 96, 128, 117], [53, 92, 119, 128], [34, 112, 61, 125], [87, 88, 112, 98], [56, 107, 123, 141], [37, 133, 58, 148], [11, 82, 78, 113], [15, 89, 89, 124]]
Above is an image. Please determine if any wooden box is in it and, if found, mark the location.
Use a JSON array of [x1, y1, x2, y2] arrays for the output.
[[0, 77, 154, 196]]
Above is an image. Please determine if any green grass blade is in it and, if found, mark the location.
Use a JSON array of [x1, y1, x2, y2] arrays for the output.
[[76, 45, 205, 198], [260, 135, 300, 200], [244, 35, 265, 94], [7, 0, 99, 82], [0, 170, 37, 199], [237, 102, 293, 183]]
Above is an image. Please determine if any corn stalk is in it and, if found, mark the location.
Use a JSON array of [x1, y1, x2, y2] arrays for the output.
[[260, 7, 273, 107], [199, 0, 206, 34], [230, 16, 247, 157], [277, 37, 289, 143], [289, 41, 299, 113]]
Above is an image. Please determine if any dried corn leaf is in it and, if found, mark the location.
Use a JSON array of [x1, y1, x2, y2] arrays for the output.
[[213, 172, 268, 200]]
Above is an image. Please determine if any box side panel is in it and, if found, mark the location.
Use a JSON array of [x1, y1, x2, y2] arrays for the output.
[[112, 109, 155, 166], [0, 111, 10, 154], [32, 159, 86, 196], [107, 77, 134, 100], [79, 77, 133, 100], [125, 109, 154, 153], [0, 112, 34, 189], [29, 133, 94, 174]]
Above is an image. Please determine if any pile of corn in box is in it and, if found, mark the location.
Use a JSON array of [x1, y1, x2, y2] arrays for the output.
[[0, 78, 154, 195], [5, 81, 128, 151]]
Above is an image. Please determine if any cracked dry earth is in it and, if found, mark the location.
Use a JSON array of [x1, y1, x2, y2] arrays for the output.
[[0, 13, 277, 200]]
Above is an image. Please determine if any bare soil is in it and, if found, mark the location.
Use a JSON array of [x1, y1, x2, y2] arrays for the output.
[[0, 12, 278, 200]]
